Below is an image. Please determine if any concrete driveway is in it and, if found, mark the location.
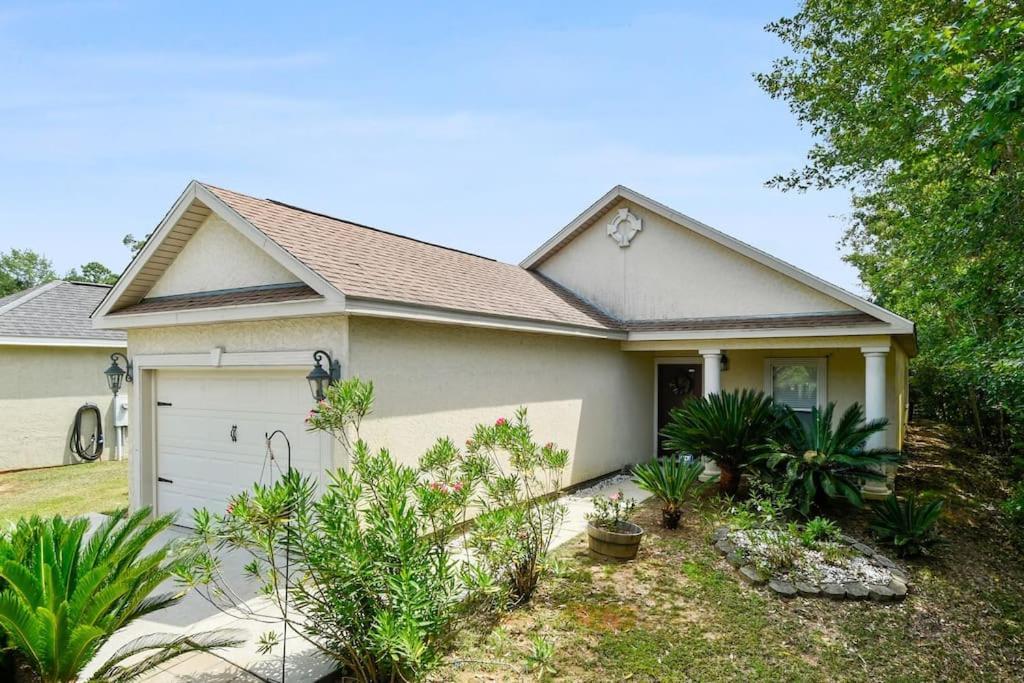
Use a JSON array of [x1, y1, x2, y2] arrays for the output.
[[80, 515, 335, 683]]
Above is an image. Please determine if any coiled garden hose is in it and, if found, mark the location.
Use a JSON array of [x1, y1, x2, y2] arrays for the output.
[[70, 403, 104, 462]]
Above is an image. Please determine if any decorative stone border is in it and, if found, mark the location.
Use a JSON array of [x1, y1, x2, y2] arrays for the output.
[[711, 526, 910, 601]]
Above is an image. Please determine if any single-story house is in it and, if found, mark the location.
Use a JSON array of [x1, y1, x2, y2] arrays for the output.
[[1, 281, 127, 471], [93, 182, 915, 524]]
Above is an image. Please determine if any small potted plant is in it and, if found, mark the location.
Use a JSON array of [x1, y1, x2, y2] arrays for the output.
[[587, 490, 643, 561], [632, 456, 708, 529]]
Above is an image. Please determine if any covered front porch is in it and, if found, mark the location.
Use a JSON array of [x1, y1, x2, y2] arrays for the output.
[[625, 334, 912, 498]]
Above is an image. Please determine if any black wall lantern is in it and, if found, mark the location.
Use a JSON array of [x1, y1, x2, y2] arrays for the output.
[[306, 350, 341, 402], [720, 353, 729, 372], [104, 352, 133, 396]]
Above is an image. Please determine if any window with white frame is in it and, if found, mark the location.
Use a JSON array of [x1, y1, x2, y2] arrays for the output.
[[765, 358, 827, 430]]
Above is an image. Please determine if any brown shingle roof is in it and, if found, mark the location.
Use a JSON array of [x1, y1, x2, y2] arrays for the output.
[[625, 311, 879, 332], [0, 281, 126, 342], [203, 184, 621, 332], [111, 283, 320, 315]]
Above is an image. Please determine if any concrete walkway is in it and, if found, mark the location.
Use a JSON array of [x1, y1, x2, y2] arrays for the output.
[[91, 476, 651, 682]]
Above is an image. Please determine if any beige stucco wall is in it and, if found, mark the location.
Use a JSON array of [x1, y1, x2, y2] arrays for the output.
[[148, 214, 300, 297], [348, 317, 653, 485], [0, 346, 123, 471], [653, 346, 906, 449], [537, 199, 854, 320]]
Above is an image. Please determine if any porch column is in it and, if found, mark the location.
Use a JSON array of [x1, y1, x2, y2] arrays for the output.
[[699, 349, 722, 481], [861, 346, 891, 499]]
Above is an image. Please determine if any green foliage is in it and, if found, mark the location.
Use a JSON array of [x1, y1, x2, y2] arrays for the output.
[[65, 261, 118, 285], [870, 493, 945, 557], [727, 477, 794, 531], [180, 378, 480, 682], [587, 491, 637, 532], [660, 390, 784, 495], [758, 0, 1024, 453], [524, 635, 556, 681], [632, 457, 707, 528], [0, 510, 238, 683], [180, 379, 570, 680], [0, 248, 56, 296], [460, 409, 570, 608], [1003, 480, 1024, 526], [762, 402, 902, 516], [799, 517, 840, 547]]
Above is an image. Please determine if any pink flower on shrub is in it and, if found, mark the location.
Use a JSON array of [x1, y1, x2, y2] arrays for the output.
[[453, 481, 464, 493], [495, 417, 507, 427], [226, 502, 235, 515], [609, 492, 622, 502], [545, 442, 555, 450]]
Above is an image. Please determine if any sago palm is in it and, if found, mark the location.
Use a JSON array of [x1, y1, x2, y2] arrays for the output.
[[763, 402, 903, 515], [632, 457, 707, 528], [0, 509, 240, 683], [660, 389, 783, 496]]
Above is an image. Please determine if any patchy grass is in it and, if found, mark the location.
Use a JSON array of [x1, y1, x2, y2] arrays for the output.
[[434, 423, 1024, 682], [0, 460, 128, 522]]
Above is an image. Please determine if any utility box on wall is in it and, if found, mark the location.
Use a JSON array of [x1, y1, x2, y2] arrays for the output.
[[114, 395, 129, 428]]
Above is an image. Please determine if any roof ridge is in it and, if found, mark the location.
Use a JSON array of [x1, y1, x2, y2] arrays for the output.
[[197, 181, 497, 263], [62, 280, 114, 289], [0, 281, 63, 317]]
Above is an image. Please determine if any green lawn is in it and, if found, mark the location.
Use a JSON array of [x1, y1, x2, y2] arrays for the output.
[[0, 460, 129, 522], [435, 422, 1024, 681]]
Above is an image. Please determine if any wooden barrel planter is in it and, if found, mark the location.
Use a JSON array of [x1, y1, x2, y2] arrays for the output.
[[587, 521, 644, 561]]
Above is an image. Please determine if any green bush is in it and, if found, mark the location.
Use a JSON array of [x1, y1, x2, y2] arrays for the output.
[[180, 378, 484, 682], [632, 457, 707, 529], [1003, 480, 1024, 526], [0, 510, 238, 683], [660, 389, 784, 496], [179, 379, 571, 681], [870, 493, 944, 557], [799, 516, 841, 547], [762, 402, 902, 515], [460, 408, 570, 608]]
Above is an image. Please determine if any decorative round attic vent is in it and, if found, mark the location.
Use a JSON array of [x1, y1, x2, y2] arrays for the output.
[[607, 207, 642, 247]]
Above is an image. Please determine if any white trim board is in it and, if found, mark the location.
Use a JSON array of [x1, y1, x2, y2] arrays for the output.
[[521, 185, 915, 334]]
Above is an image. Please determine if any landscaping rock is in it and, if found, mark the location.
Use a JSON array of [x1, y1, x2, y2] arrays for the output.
[[874, 555, 897, 569], [889, 579, 908, 598], [715, 539, 735, 555], [726, 550, 744, 568], [712, 527, 730, 542], [768, 579, 798, 598], [890, 567, 910, 582], [852, 542, 875, 556], [795, 581, 821, 597], [844, 582, 870, 600], [867, 584, 895, 602], [738, 565, 767, 585], [822, 583, 847, 599]]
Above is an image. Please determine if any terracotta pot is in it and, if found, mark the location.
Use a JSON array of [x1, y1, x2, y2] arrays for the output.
[[587, 521, 644, 561]]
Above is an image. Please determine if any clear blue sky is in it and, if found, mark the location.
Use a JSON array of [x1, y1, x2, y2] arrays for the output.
[[0, 1, 862, 293]]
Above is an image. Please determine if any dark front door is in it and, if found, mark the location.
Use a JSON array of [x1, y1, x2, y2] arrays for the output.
[[657, 363, 702, 457]]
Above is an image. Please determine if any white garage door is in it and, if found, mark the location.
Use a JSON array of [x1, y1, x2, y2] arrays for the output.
[[155, 369, 325, 527]]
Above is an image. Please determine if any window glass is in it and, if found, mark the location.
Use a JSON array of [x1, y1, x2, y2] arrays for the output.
[[772, 363, 818, 412]]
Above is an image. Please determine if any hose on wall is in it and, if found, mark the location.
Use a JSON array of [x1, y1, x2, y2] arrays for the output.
[[70, 403, 104, 462]]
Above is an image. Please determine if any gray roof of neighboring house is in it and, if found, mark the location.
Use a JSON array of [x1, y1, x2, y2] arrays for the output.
[[0, 281, 126, 343]]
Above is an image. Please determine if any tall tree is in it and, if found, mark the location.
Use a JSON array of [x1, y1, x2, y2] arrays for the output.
[[0, 248, 57, 296], [757, 0, 1024, 450], [66, 261, 119, 285]]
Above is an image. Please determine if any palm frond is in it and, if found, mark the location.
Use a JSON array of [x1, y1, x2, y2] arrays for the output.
[[90, 629, 246, 683]]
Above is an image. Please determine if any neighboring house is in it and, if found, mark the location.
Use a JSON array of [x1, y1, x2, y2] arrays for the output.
[[0, 281, 127, 471], [93, 182, 915, 524]]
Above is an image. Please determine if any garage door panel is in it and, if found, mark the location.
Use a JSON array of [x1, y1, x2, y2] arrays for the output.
[[155, 370, 325, 527]]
